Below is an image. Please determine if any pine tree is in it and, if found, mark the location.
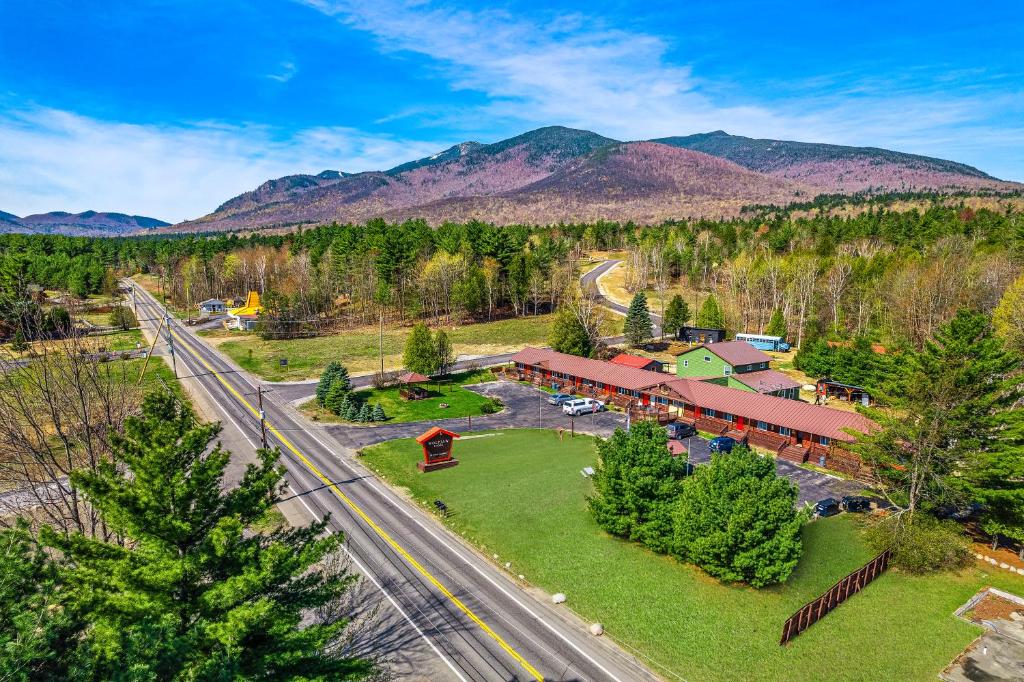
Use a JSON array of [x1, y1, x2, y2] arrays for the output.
[[372, 403, 386, 422], [403, 323, 438, 376], [662, 294, 689, 338], [695, 295, 725, 329], [549, 303, 593, 357], [316, 361, 351, 406], [765, 308, 787, 339], [357, 403, 372, 423], [588, 421, 686, 554], [623, 292, 653, 346], [673, 446, 804, 587], [47, 392, 373, 680], [324, 383, 350, 416], [343, 400, 359, 422]]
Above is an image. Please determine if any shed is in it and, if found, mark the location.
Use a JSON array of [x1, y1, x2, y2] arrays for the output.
[[609, 353, 663, 373], [677, 326, 726, 344], [198, 299, 226, 315], [816, 378, 872, 406]]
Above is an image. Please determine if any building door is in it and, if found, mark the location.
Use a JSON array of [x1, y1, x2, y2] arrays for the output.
[[795, 431, 804, 446]]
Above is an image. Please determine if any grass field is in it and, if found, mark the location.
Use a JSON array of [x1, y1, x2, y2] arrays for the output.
[[204, 314, 557, 381], [361, 429, 1024, 681], [303, 369, 498, 424]]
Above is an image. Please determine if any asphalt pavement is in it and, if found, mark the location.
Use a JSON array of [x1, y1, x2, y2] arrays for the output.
[[129, 279, 659, 682]]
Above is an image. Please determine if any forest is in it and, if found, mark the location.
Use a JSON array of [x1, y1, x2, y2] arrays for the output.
[[2, 201, 1023, 362]]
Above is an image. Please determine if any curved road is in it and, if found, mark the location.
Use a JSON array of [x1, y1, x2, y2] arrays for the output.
[[129, 280, 657, 682], [579, 260, 662, 338]]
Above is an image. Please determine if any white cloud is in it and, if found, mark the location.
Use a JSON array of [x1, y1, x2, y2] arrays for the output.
[[266, 61, 298, 82], [306, 0, 1023, 179], [0, 106, 443, 222]]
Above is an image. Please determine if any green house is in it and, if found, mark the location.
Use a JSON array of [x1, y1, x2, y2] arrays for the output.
[[675, 341, 801, 399]]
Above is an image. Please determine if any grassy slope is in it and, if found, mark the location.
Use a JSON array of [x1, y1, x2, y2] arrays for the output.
[[206, 315, 556, 382], [361, 430, 1023, 682], [303, 370, 497, 424]]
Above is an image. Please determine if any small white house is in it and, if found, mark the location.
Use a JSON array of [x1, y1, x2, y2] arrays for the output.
[[198, 299, 227, 316]]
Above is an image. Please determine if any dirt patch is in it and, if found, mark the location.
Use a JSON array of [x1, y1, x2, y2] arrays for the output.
[[967, 593, 1024, 624], [972, 543, 1024, 571]]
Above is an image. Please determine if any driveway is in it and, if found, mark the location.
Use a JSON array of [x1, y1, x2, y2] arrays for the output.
[[324, 379, 860, 505], [581, 259, 662, 338]]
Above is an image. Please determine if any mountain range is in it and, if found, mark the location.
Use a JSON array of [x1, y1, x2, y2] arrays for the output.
[[171, 127, 1019, 233], [0, 210, 170, 236]]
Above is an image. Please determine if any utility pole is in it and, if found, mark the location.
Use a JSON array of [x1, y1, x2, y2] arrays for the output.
[[257, 386, 268, 450], [132, 285, 137, 316], [379, 308, 385, 376], [538, 393, 543, 428], [165, 314, 177, 378]]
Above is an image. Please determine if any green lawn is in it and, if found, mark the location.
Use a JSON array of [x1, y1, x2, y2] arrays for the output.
[[304, 369, 498, 424], [361, 429, 1024, 682], [206, 315, 556, 381]]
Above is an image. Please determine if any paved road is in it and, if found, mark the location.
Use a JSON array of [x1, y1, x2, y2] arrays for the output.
[[129, 280, 658, 682], [579, 260, 662, 338]]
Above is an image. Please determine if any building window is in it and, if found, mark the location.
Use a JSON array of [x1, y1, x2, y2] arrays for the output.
[[704, 355, 711, 362], [779, 426, 791, 436], [724, 367, 732, 376], [683, 360, 689, 368], [760, 362, 767, 369], [724, 413, 734, 422], [819, 436, 831, 446], [757, 421, 768, 430]]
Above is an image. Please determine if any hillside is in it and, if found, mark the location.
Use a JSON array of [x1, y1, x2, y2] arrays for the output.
[[168, 126, 1019, 233], [0, 210, 171, 236], [653, 131, 1018, 193]]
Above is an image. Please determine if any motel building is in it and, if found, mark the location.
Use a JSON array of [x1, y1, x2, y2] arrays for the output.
[[510, 347, 876, 476]]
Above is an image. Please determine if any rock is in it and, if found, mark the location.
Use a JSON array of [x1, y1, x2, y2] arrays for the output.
[[1000, 562, 1009, 569], [518, 574, 525, 580], [589, 623, 604, 636], [976, 553, 985, 560], [504, 562, 511, 569], [552, 593, 566, 604], [493, 554, 499, 560], [987, 557, 998, 564]]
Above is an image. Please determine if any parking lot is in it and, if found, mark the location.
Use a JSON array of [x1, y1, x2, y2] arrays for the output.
[[320, 378, 861, 506]]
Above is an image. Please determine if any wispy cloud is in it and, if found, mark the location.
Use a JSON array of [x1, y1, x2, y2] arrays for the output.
[[0, 105, 442, 222], [266, 61, 298, 83], [305, 0, 1023, 179]]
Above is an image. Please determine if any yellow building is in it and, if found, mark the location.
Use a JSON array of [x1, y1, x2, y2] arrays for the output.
[[224, 291, 263, 331]]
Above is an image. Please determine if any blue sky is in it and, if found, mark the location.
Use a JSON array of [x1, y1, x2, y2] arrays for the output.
[[1, 0, 1022, 221]]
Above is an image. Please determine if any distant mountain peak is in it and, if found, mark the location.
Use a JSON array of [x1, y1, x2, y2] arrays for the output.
[[0, 210, 170, 236]]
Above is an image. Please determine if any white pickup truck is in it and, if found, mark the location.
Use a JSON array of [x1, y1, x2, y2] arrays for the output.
[[562, 398, 604, 416]]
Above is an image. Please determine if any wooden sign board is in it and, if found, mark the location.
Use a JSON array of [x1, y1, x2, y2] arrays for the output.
[[415, 427, 460, 472]]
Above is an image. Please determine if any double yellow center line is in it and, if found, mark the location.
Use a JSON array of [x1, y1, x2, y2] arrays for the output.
[[160, 317, 544, 681]]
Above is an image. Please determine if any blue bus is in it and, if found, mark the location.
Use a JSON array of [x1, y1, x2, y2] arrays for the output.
[[735, 333, 791, 352]]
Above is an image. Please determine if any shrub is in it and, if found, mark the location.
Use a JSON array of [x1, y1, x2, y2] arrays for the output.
[[109, 305, 137, 331], [480, 398, 502, 414], [863, 514, 971, 574], [673, 447, 805, 587]]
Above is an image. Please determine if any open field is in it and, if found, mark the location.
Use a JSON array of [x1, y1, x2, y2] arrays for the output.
[[362, 429, 1024, 682], [203, 314, 557, 382], [302, 369, 498, 424]]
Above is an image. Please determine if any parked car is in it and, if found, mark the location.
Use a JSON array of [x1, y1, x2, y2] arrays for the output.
[[666, 422, 697, 440], [562, 398, 604, 416], [547, 393, 574, 406], [708, 436, 737, 453], [841, 495, 871, 513], [815, 497, 840, 517]]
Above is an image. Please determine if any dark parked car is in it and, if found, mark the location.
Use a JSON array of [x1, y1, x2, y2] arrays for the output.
[[666, 422, 697, 440], [841, 496, 871, 513], [815, 498, 840, 517], [708, 436, 737, 453], [547, 393, 574, 406]]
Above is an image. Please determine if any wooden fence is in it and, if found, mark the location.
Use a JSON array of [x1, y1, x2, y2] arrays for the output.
[[780, 549, 891, 645]]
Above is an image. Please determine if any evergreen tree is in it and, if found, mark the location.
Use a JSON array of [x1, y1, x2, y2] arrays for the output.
[[403, 323, 438, 376], [343, 400, 359, 422], [108, 305, 137, 331], [695, 295, 726, 329], [623, 292, 653, 346], [673, 446, 804, 587], [324, 383, 350, 416], [357, 403, 372, 423], [371, 403, 386, 422], [765, 308, 788, 339], [549, 303, 593, 357], [0, 521, 87, 679], [48, 392, 373, 680], [662, 294, 690, 338], [435, 329, 455, 377], [315, 361, 342, 405], [588, 421, 686, 554], [853, 311, 1024, 521]]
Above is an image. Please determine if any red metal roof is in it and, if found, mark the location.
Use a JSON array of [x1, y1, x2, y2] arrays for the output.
[[397, 371, 430, 384], [512, 347, 666, 391], [609, 353, 660, 369], [663, 378, 873, 442], [513, 347, 873, 442], [732, 369, 802, 393], [682, 341, 771, 366]]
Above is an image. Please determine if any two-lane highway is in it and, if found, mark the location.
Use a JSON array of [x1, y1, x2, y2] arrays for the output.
[[129, 281, 658, 682]]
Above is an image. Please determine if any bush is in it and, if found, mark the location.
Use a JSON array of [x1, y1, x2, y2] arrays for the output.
[[480, 398, 503, 414], [109, 305, 137, 331], [673, 446, 805, 587], [863, 514, 971, 574]]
